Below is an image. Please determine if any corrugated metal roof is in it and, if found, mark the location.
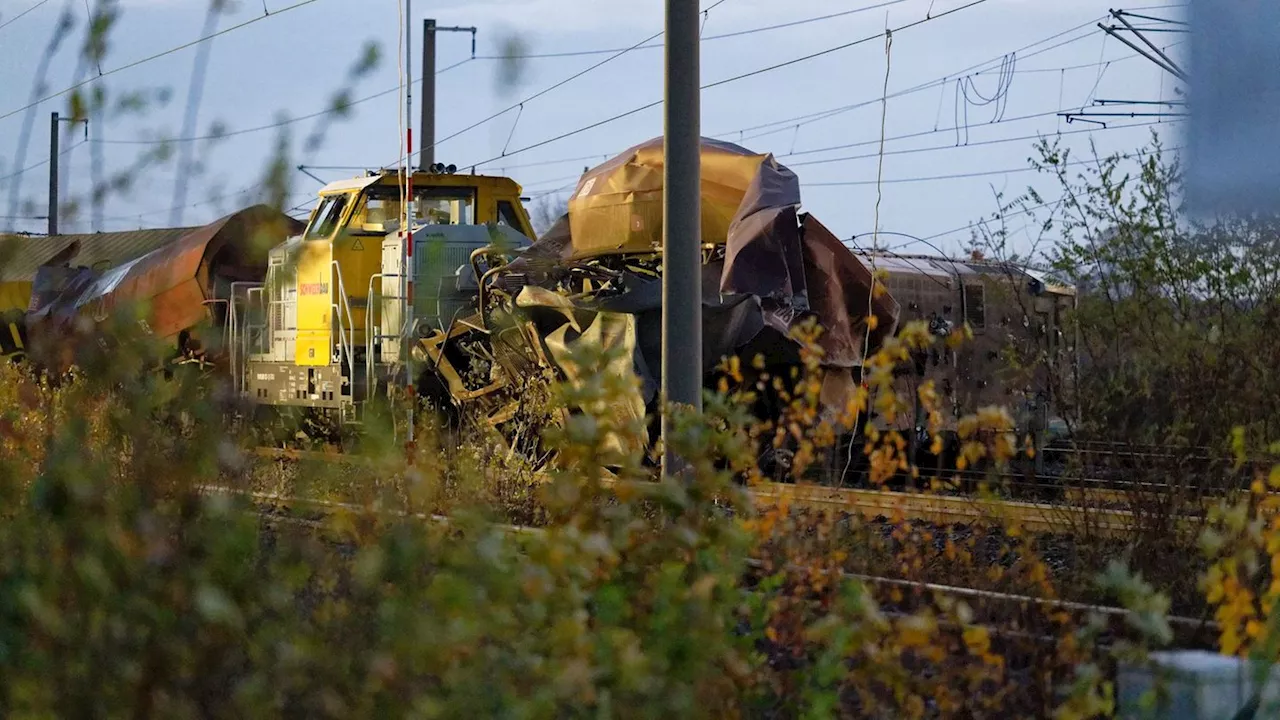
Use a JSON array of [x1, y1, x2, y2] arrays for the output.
[[858, 254, 956, 277], [0, 226, 198, 282], [847, 247, 1078, 294]]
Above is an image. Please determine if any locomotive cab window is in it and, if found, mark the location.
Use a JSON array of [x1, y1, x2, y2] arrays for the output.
[[352, 185, 478, 228], [415, 187, 476, 226], [964, 283, 986, 331], [350, 196, 399, 234], [305, 193, 351, 240], [496, 200, 523, 229]]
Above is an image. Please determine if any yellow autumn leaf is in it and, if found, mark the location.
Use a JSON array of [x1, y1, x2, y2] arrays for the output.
[[896, 614, 935, 648], [963, 626, 991, 655]]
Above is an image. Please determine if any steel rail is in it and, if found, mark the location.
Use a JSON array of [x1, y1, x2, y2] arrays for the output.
[[209, 478, 1217, 636]]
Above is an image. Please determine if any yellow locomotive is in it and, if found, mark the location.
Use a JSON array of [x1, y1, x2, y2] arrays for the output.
[[228, 166, 537, 428]]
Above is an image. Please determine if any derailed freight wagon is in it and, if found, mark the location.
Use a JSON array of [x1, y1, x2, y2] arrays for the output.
[[413, 137, 900, 469], [22, 206, 303, 376], [851, 249, 1078, 469]]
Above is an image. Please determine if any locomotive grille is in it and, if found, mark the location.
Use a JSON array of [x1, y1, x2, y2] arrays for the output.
[[414, 241, 486, 329]]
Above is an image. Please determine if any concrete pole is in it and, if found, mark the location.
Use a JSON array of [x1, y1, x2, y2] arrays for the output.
[[661, 0, 702, 478], [48, 112, 58, 236], [420, 18, 436, 171]]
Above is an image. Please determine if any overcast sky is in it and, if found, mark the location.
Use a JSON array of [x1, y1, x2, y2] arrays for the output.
[[0, 0, 1185, 257]]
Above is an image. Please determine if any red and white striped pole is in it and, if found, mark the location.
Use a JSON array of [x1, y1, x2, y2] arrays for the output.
[[404, 0, 416, 451], [406, 129, 415, 442]]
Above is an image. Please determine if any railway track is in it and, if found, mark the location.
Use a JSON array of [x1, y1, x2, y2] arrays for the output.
[[207, 476, 1219, 648], [247, 446, 1254, 538], [753, 483, 1140, 537]]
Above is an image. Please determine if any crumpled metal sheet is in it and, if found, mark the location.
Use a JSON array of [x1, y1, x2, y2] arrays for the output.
[[516, 286, 648, 458], [798, 213, 899, 368], [516, 261, 768, 408], [719, 144, 806, 309], [508, 137, 900, 371]]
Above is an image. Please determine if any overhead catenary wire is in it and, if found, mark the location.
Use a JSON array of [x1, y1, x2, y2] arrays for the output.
[[488, 116, 1178, 199], [403, 115, 1169, 201], [384, 0, 737, 167], [0, 138, 85, 184], [453, 47, 1179, 178], [96, 1, 892, 151], [96, 185, 314, 223], [953, 52, 1016, 145], [463, 0, 994, 169], [784, 107, 1133, 159], [800, 148, 1182, 187], [92, 58, 473, 146], [723, 18, 1186, 146], [0, 0, 53, 33], [715, 14, 1106, 139], [472, 0, 910, 60], [520, 173, 588, 194], [735, 43, 1168, 147], [299, 90, 1180, 216], [494, 4, 1182, 243], [286, 196, 319, 217], [224, 3, 1154, 179], [63, 1, 1181, 235], [389, 27, 664, 169], [705, 0, 990, 92], [0, 0, 328, 124], [482, 10, 1136, 168], [480, 152, 612, 172], [482, 115, 1175, 188], [472, 91, 1166, 180], [849, 27, 894, 482], [86, 162, 327, 225], [787, 117, 1174, 168], [903, 140, 1176, 248]]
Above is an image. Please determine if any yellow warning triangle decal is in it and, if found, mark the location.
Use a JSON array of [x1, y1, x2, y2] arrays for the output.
[[351, 238, 364, 251]]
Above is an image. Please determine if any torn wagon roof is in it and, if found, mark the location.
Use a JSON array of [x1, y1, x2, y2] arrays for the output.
[[0, 227, 198, 284], [565, 135, 799, 259], [26, 205, 303, 339]]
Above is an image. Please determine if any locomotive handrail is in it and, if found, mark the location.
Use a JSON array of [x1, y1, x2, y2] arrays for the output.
[[245, 286, 265, 357], [331, 302, 353, 400], [228, 282, 262, 396], [364, 272, 403, 396], [330, 261, 356, 395]]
